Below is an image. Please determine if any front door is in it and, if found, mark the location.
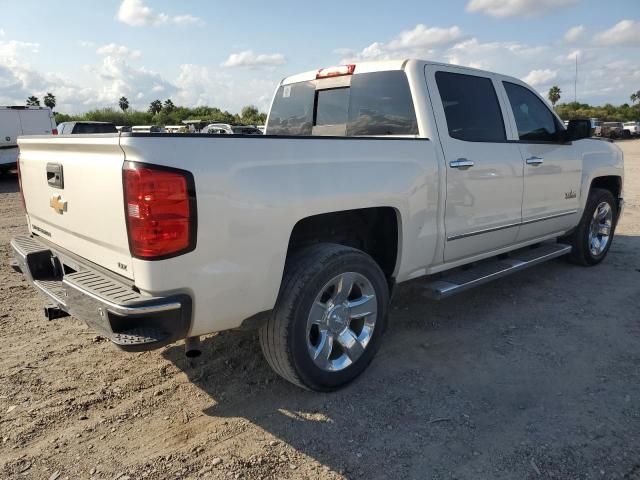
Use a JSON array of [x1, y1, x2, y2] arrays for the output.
[[425, 66, 524, 262], [500, 81, 582, 241]]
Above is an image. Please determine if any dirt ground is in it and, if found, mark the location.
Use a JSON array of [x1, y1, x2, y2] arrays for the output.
[[1, 140, 639, 480]]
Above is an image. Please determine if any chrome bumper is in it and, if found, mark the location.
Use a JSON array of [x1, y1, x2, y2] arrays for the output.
[[10, 235, 192, 351]]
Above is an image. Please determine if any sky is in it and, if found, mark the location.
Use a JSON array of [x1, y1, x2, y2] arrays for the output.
[[0, 0, 638, 114]]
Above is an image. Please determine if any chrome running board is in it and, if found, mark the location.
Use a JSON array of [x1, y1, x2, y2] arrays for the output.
[[424, 243, 572, 300]]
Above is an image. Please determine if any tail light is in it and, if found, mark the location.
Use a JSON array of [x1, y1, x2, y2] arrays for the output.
[[316, 64, 356, 79], [123, 161, 197, 260], [16, 154, 26, 210], [52, 128, 58, 135]]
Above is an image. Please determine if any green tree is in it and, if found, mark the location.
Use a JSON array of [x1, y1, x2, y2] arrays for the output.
[[26, 96, 40, 106], [148, 99, 162, 114], [548, 86, 561, 107], [631, 91, 640, 104], [238, 105, 267, 125], [241, 105, 259, 119], [119, 96, 129, 113], [163, 99, 175, 113], [43, 92, 56, 111]]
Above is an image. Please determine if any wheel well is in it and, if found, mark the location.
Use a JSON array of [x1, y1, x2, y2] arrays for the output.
[[590, 176, 621, 199], [287, 207, 400, 279]]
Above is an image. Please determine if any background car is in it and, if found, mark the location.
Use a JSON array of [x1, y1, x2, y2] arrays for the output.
[[623, 121, 639, 137], [57, 121, 117, 134], [1, 106, 56, 173], [596, 121, 624, 139], [205, 123, 263, 135]]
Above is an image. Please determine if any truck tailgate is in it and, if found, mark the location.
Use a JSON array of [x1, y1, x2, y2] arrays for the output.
[[18, 135, 133, 280]]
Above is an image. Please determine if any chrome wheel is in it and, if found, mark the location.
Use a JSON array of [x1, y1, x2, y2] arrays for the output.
[[588, 201, 613, 256], [306, 272, 377, 372]]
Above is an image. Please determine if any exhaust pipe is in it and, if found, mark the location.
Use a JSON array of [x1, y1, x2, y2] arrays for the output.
[[184, 336, 202, 358]]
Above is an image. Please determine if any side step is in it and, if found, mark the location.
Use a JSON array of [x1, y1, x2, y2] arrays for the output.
[[111, 327, 171, 352], [424, 243, 572, 300]]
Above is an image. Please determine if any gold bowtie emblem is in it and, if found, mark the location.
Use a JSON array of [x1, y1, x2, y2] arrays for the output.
[[50, 195, 68, 214]]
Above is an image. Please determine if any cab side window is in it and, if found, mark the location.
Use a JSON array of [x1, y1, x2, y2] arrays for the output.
[[503, 82, 561, 142], [435, 71, 506, 142]]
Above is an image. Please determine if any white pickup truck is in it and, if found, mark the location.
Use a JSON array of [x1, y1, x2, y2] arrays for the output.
[[11, 60, 624, 391]]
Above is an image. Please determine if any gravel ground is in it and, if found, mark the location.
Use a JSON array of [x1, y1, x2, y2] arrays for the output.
[[1, 139, 639, 480]]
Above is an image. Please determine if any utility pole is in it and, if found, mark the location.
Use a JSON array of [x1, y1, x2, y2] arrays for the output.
[[574, 52, 578, 103]]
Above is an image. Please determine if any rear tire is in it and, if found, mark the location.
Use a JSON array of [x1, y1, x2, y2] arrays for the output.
[[564, 188, 617, 266], [259, 243, 389, 391]]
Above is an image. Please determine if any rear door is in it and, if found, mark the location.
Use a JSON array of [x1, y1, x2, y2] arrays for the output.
[[18, 135, 133, 279], [425, 65, 524, 262], [499, 80, 582, 241]]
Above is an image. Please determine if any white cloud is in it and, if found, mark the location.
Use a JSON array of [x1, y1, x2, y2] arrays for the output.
[[0, 40, 40, 59], [96, 43, 141, 59], [466, 0, 576, 18], [564, 25, 585, 43], [387, 24, 463, 50], [117, 0, 204, 27], [222, 50, 286, 68], [95, 56, 177, 105], [523, 68, 558, 87], [174, 64, 276, 112], [334, 22, 640, 106], [117, 0, 161, 26], [593, 20, 640, 46], [173, 15, 205, 27], [341, 24, 462, 62]]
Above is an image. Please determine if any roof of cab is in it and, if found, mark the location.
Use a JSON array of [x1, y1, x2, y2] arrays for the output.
[[279, 58, 524, 87], [280, 59, 409, 86]]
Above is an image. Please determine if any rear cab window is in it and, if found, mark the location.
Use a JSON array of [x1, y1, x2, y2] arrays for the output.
[[267, 70, 418, 137]]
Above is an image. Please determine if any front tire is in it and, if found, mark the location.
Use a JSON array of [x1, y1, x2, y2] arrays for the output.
[[260, 243, 389, 391], [565, 188, 617, 266]]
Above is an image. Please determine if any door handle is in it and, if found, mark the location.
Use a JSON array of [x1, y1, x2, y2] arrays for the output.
[[450, 158, 475, 169], [46, 163, 64, 189], [526, 156, 544, 165]]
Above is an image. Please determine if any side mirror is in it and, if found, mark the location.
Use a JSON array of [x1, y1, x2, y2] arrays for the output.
[[566, 119, 592, 141]]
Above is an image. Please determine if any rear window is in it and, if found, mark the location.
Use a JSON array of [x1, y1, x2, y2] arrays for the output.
[[315, 88, 349, 126], [347, 71, 418, 136], [267, 81, 316, 135], [267, 71, 418, 136], [72, 123, 118, 134]]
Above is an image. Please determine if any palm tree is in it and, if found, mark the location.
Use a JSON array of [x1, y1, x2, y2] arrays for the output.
[[631, 91, 640, 104], [43, 92, 56, 111], [26, 96, 40, 106], [548, 86, 561, 107], [148, 99, 162, 114], [163, 99, 175, 113], [119, 96, 129, 113]]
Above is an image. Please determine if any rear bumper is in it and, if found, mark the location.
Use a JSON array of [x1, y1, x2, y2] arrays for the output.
[[0, 146, 18, 169], [10, 234, 192, 352]]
